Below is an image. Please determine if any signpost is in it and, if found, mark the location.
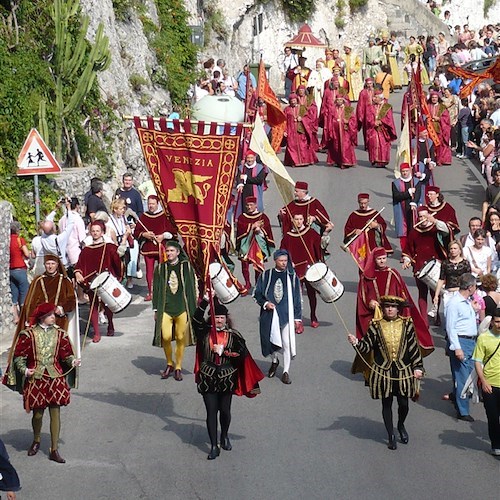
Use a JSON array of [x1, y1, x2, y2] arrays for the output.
[[17, 128, 61, 223]]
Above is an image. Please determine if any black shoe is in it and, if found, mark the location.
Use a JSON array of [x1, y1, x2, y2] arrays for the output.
[[281, 372, 291, 385], [457, 414, 474, 422], [220, 437, 232, 451], [398, 424, 409, 444], [387, 434, 397, 450], [207, 446, 220, 460], [268, 360, 279, 378]]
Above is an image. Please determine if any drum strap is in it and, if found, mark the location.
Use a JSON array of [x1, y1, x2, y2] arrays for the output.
[[467, 247, 479, 270]]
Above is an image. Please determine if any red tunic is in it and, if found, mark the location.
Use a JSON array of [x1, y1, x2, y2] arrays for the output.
[[75, 242, 123, 287], [428, 103, 452, 165], [322, 103, 358, 167], [279, 197, 332, 235], [236, 212, 275, 249], [427, 201, 459, 239], [356, 267, 434, 355], [402, 224, 447, 273], [344, 209, 393, 254], [365, 102, 397, 165], [280, 226, 322, 280], [356, 87, 375, 146], [133, 210, 176, 257], [284, 103, 319, 167]]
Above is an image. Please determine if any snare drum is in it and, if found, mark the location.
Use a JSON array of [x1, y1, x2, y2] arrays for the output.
[[209, 262, 239, 304], [90, 271, 132, 313], [416, 259, 442, 292], [305, 262, 344, 303]]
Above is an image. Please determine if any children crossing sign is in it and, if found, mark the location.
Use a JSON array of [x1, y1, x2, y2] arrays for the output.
[[17, 128, 61, 176]]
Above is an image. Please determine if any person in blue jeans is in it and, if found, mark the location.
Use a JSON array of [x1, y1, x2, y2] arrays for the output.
[[445, 273, 479, 421], [457, 98, 474, 159], [9, 221, 30, 324]]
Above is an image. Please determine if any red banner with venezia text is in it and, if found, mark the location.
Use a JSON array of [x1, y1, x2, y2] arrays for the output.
[[134, 117, 243, 280]]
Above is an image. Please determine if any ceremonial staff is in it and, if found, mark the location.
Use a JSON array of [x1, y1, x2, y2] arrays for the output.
[[340, 206, 386, 252]]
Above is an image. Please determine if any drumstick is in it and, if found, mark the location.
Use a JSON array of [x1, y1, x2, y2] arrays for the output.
[[125, 208, 158, 246]]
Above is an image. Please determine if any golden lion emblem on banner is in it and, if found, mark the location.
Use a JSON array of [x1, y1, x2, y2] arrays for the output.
[[167, 168, 213, 205]]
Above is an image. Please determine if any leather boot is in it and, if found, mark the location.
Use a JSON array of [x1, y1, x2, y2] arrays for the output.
[[207, 446, 220, 460], [220, 436, 232, 451], [387, 435, 397, 450], [398, 423, 409, 444], [27, 441, 40, 456], [49, 449, 66, 463]]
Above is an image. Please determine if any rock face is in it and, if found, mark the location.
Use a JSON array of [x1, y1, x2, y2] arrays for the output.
[[0, 202, 14, 338], [79, 0, 171, 186]]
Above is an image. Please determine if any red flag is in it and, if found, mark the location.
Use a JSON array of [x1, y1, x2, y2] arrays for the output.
[[245, 237, 265, 273], [347, 232, 369, 271], [257, 58, 286, 152], [134, 117, 243, 281]]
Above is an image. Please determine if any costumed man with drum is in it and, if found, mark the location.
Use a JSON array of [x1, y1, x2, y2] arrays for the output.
[[354, 247, 434, 380], [280, 213, 323, 328], [254, 249, 302, 385], [236, 196, 275, 292], [279, 181, 333, 246], [152, 241, 198, 381], [402, 206, 448, 327], [74, 220, 124, 343], [343, 193, 393, 257], [392, 163, 425, 251], [348, 295, 424, 450], [133, 195, 176, 302], [192, 297, 264, 460], [3, 302, 81, 463]]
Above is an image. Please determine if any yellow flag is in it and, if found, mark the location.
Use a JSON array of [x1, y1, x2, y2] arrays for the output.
[[395, 114, 410, 179], [250, 114, 295, 204]]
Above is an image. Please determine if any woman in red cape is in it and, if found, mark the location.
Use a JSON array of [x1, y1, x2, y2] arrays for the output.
[[353, 247, 434, 377], [192, 297, 264, 460]]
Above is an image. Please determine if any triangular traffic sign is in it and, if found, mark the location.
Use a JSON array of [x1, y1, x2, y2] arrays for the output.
[[17, 129, 61, 176]]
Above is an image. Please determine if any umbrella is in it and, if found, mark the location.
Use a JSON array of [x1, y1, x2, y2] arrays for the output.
[[284, 24, 327, 50]]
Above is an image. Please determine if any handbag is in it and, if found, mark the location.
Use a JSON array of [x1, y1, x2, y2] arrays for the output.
[[461, 339, 500, 403]]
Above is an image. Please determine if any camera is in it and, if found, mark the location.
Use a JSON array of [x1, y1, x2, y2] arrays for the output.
[[58, 196, 69, 204]]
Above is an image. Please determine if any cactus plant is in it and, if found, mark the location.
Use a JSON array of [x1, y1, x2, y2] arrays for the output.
[[51, 0, 111, 162]]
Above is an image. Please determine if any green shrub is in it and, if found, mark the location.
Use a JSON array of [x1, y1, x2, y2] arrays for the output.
[[129, 73, 149, 91], [282, 0, 315, 22]]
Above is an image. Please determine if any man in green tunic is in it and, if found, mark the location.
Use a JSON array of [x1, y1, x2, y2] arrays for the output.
[[152, 241, 198, 381]]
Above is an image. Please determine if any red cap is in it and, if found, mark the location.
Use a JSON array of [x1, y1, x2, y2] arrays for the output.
[[90, 220, 106, 232], [295, 181, 308, 191], [373, 247, 387, 259], [245, 150, 257, 157], [357, 193, 370, 200], [374, 87, 384, 95], [298, 84, 306, 90], [246, 196, 257, 204], [418, 124, 427, 134], [147, 195, 159, 202], [365, 77, 374, 83], [29, 302, 56, 326], [288, 93, 298, 101], [417, 205, 429, 214], [426, 186, 440, 195], [399, 162, 411, 170]]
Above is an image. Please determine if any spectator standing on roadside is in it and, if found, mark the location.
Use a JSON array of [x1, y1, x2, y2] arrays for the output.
[[10, 221, 30, 325]]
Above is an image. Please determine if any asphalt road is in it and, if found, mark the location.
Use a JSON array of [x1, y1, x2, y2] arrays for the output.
[[1, 90, 499, 499]]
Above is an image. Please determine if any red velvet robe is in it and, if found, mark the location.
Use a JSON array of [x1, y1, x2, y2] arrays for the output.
[[279, 197, 332, 235], [356, 267, 434, 356], [402, 224, 447, 274], [365, 102, 397, 165], [280, 226, 322, 280], [344, 209, 393, 254], [75, 242, 123, 287], [428, 103, 452, 165], [356, 87, 375, 147], [322, 103, 358, 167], [133, 210, 177, 258], [284, 103, 319, 167], [427, 201, 459, 240], [236, 211, 275, 251]]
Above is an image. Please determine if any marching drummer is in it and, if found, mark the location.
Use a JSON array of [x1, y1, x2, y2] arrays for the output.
[[74, 220, 123, 342], [152, 241, 198, 381], [402, 206, 448, 327], [280, 213, 323, 328], [278, 181, 334, 242]]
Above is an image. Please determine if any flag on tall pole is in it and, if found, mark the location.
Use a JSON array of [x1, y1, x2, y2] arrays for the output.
[[257, 58, 286, 152], [250, 113, 295, 204]]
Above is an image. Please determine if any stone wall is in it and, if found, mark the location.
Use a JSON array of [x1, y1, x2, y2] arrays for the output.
[[0, 201, 13, 341]]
